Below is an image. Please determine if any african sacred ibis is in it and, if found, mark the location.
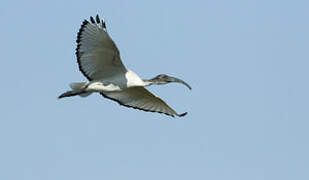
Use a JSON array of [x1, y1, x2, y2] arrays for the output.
[[59, 15, 191, 117]]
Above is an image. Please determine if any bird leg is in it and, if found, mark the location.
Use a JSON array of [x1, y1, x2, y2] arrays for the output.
[[58, 89, 86, 99]]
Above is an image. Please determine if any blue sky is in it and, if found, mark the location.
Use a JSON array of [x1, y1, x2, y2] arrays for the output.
[[1, 0, 308, 179]]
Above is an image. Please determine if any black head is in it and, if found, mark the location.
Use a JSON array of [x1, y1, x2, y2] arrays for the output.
[[150, 74, 192, 90]]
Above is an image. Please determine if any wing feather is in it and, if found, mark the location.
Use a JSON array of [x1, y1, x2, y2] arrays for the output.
[[76, 15, 127, 80], [102, 87, 187, 117]]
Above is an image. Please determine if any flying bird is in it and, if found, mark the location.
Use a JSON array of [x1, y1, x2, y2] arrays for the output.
[[59, 15, 191, 117]]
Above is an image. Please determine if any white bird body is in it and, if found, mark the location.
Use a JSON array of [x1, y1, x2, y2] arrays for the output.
[[85, 81, 121, 92], [59, 15, 191, 117], [72, 70, 146, 93]]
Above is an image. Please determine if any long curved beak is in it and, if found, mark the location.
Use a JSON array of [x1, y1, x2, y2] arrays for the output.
[[167, 76, 192, 90]]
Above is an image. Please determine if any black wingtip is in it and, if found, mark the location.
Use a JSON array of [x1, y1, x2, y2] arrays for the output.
[[102, 19, 106, 29], [178, 112, 188, 117], [90, 16, 95, 23], [96, 14, 100, 23], [58, 93, 66, 99]]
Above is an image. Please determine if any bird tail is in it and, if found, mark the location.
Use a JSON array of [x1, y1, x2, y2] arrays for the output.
[[58, 82, 92, 99], [70, 82, 92, 97], [70, 82, 87, 90]]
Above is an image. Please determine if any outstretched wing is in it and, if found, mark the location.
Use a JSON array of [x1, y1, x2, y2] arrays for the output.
[[102, 87, 187, 117], [76, 15, 127, 81]]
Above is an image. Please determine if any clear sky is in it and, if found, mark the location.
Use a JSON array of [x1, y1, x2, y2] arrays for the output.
[[1, 0, 308, 179]]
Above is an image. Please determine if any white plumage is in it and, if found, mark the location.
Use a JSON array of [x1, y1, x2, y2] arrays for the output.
[[59, 15, 191, 117]]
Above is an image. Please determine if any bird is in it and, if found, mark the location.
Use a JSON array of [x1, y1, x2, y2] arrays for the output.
[[59, 15, 191, 117]]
